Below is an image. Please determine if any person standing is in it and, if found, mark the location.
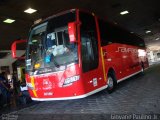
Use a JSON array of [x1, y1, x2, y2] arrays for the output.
[[0, 72, 10, 106]]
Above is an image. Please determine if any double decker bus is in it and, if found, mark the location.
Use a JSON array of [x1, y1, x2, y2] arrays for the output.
[[12, 9, 148, 101]]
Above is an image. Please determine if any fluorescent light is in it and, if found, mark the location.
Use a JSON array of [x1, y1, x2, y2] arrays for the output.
[[3, 19, 15, 23], [32, 40, 37, 42], [120, 10, 129, 15], [138, 49, 146, 57], [24, 8, 37, 14], [146, 30, 151, 34], [155, 38, 160, 40]]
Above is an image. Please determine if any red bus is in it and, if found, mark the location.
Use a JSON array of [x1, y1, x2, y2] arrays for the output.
[[12, 9, 149, 101]]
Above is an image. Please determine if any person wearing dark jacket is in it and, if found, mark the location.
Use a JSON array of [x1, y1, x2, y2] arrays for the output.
[[0, 72, 10, 107]]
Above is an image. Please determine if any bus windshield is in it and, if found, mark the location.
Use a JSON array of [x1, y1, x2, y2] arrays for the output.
[[26, 11, 78, 75]]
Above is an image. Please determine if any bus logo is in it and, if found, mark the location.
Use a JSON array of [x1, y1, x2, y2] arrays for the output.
[[116, 47, 137, 53]]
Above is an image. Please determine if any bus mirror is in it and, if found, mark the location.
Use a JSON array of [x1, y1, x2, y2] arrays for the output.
[[11, 40, 27, 59], [68, 22, 77, 43]]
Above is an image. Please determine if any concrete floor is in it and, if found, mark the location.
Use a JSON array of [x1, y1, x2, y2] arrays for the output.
[[0, 64, 160, 120]]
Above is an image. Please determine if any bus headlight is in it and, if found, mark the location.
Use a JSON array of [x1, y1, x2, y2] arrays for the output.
[[27, 83, 34, 90], [63, 75, 80, 86]]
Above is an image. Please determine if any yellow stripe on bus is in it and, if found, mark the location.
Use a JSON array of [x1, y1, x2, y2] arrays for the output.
[[30, 76, 38, 97], [101, 48, 106, 81]]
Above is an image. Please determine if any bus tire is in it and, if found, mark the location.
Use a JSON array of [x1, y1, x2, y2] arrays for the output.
[[107, 72, 117, 94]]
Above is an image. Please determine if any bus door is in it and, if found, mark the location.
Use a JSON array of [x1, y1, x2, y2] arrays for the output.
[[79, 11, 106, 92]]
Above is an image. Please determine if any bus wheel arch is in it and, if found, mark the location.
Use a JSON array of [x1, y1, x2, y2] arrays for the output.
[[107, 68, 117, 93]]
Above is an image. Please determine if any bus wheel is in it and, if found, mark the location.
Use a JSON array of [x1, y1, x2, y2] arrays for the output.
[[107, 72, 116, 93]]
